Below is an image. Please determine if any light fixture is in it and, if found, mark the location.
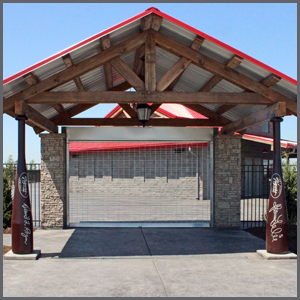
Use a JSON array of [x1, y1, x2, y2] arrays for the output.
[[262, 147, 269, 153], [136, 104, 152, 127]]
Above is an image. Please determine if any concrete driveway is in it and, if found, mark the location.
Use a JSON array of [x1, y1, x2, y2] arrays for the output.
[[3, 228, 297, 297]]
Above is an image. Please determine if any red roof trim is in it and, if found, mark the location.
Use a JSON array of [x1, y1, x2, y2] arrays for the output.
[[3, 10, 153, 85], [3, 7, 296, 86], [151, 8, 297, 86], [104, 105, 122, 118]]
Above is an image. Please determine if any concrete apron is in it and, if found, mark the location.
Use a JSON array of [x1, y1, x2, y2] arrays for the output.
[[2, 227, 295, 258], [3, 228, 297, 297]]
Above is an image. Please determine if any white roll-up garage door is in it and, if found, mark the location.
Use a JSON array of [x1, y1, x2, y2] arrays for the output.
[[66, 127, 213, 227]]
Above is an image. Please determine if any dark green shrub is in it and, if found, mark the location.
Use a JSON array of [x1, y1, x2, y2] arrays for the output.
[[283, 154, 297, 225], [3, 177, 13, 228]]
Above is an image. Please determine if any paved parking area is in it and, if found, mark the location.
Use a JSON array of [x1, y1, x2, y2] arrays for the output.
[[3, 228, 297, 297]]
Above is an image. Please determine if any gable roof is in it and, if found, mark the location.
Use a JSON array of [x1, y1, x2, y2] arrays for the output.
[[3, 7, 297, 132]]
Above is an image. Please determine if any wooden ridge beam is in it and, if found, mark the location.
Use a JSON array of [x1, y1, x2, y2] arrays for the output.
[[154, 30, 297, 115], [57, 118, 222, 127], [157, 35, 205, 92], [221, 102, 286, 134], [28, 91, 274, 105], [199, 55, 243, 92], [3, 30, 148, 112], [15, 101, 58, 133]]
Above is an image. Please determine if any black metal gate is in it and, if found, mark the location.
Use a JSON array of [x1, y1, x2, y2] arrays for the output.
[[3, 164, 41, 227]]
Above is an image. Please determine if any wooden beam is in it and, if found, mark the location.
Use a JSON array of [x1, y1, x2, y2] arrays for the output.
[[110, 56, 145, 91], [62, 54, 85, 91], [215, 105, 236, 115], [154, 30, 297, 115], [216, 73, 282, 115], [100, 35, 114, 90], [183, 104, 231, 125], [15, 101, 58, 133], [157, 36, 205, 92], [33, 81, 132, 134], [150, 103, 162, 116], [23, 72, 65, 115], [145, 30, 156, 91], [23, 72, 38, 86], [3, 30, 148, 112], [28, 91, 274, 105], [199, 55, 243, 92], [221, 102, 286, 134], [133, 45, 145, 76], [118, 103, 136, 118], [57, 118, 222, 127], [261, 73, 281, 87]]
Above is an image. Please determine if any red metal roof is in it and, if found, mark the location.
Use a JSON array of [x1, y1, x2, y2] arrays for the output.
[[3, 6, 296, 86], [69, 141, 209, 154]]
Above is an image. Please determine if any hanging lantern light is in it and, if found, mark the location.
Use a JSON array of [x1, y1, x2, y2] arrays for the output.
[[136, 104, 152, 127]]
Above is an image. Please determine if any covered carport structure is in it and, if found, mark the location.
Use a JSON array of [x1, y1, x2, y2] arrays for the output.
[[3, 7, 297, 233]]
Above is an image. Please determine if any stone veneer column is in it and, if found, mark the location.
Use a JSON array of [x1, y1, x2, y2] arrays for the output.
[[39, 133, 66, 228], [213, 134, 241, 228]]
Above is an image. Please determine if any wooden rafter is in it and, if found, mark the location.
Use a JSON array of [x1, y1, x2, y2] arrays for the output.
[[33, 81, 132, 134], [217, 73, 282, 115], [110, 56, 145, 91], [3, 30, 149, 112], [100, 35, 113, 89], [15, 101, 58, 133], [150, 103, 162, 116], [199, 55, 243, 92], [62, 54, 85, 91], [28, 91, 274, 105], [118, 104, 137, 118], [154, 30, 297, 115], [221, 102, 286, 134], [57, 118, 222, 127], [160, 36, 205, 91], [23, 72, 66, 115], [183, 104, 231, 125]]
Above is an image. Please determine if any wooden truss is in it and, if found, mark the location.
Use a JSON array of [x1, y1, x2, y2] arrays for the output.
[[3, 14, 294, 134]]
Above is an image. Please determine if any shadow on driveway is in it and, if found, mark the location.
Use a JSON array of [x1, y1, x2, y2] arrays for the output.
[[58, 227, 266, 258]]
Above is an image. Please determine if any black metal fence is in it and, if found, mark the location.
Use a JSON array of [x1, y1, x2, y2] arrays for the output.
[[241, 164, 273, 228], [3, 164, 41, 227]]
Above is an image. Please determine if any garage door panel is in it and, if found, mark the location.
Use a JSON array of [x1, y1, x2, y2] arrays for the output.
[[68, 142, 211, 225]]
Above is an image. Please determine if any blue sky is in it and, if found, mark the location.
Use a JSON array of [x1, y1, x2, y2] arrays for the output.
[[3, 3, 297, 163]]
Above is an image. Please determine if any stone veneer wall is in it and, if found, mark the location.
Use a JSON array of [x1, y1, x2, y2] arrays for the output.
[[40, 133, 66, 228], [214, 134, 241, 228]]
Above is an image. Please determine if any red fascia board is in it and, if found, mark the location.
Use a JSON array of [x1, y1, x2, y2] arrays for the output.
[[3, 10, 153, 85], [151, 8, 297, 86]]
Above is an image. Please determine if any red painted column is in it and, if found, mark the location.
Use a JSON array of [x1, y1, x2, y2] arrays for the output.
[[266, 117, 289, 254], [11, 115, 33, 254]]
